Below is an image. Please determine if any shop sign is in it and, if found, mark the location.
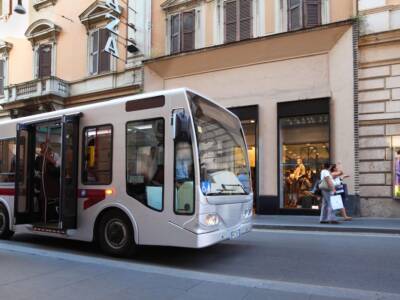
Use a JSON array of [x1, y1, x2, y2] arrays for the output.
[[104, 0, 121, 58]]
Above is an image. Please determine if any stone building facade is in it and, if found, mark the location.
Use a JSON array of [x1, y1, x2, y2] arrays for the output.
[[358, 0, 400, 217]]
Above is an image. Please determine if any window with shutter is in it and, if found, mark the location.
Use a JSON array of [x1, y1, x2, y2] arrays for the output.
[[171, 14, 181, 54], [98, 28, 111, 73], [304, 0, 321, 28], [0, 60, 4, 96], [224, 0, 237, 43], [288, 0, 321, 31], [239, 0, 252, 40], [38, 45, 52, 78], [90, 30, 99, 75], [169, 10, 195, 54], [182, 11, 195, 52], [224, 0, 253, 43], [288, 0, 302, 30]]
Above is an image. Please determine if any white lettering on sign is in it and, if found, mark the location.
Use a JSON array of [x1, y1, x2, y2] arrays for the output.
[[105, 13, 120, 34], [104, 35, 119, 58], [105, 0, 121, 14]]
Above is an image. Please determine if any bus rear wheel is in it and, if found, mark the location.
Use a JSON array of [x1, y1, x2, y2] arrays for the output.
[[0, 204, 14, 240], [97, 210, 136, 257]]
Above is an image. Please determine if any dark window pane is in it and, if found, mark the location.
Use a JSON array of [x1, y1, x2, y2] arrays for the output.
[[239, 0, 252, 40], [126, 119, 164, 211], [225, 0, 237, 42], [304, 0, 321, 27], [38, 45, 52, 78], [0, 139, 16, 183], [171, 14, 181, 54], [182, 11, 195, 51], [98, 28, 110, 73], [91, 30, 99, 74], [82, 125, 113, 185]]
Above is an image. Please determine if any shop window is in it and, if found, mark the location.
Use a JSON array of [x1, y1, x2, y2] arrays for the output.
[[0, 139, 16, 184], [279, 114, 329, 209], [82, 125, 113, 185], [126, 118, 164, 211], [288, 0, 321, 31], [89, 28, 111, 75], [170, 10, 196, 54], [224, 0, 253, 43]]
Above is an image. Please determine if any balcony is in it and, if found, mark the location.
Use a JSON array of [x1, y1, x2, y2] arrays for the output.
[[0, 76, 70, 105]]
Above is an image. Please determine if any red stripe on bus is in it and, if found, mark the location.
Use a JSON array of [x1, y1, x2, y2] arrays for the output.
[[0, 188, 15, 196], [81, 189, 106, 210]]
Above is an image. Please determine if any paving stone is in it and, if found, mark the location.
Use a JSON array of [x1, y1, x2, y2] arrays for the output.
[[187, 281, 250, 300]]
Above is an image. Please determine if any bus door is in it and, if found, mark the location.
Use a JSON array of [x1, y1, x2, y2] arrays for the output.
[[59, 114, 80, 230], [14, 124, 36, 224]]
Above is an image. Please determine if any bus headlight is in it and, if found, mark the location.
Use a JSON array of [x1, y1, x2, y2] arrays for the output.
[[201, 214, 220, 226], [242, 208, 253, 219]]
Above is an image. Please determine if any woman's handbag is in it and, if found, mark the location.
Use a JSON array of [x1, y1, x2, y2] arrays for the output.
[[318, 179, 332, 191], [330, 195, 344, 210]]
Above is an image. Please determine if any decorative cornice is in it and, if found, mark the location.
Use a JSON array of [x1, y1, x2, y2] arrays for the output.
[[79, 0, 121, 31], [359, 28, 400, 47], [161, 0, 201, 11], [33, 0, 58, 11], [25, 19, 61, 46], [0, 40, 13, 57]]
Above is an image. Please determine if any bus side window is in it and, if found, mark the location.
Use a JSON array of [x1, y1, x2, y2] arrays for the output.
[[126, 118, 164, 211], [0, 139, 16, 184], [82, 125, 113, 185]]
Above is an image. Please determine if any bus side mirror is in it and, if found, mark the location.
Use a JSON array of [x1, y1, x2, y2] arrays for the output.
[[173, 110, 191, 142]]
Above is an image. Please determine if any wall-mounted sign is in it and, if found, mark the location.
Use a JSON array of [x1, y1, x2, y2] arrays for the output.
[[104, 0, 121, 58]]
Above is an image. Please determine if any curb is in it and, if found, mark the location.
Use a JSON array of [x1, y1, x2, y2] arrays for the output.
[[253, 224, 400, 235]]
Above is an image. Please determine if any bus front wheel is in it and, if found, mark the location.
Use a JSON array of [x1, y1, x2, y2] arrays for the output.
[[97, 209, 137, 257], [0, 204, 14, 240]]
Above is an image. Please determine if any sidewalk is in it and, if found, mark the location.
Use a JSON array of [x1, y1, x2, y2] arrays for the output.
[[253, 215, 400, 234]]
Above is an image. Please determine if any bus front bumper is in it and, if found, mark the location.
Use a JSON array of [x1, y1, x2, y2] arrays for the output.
[[196, 221, 252, 248]]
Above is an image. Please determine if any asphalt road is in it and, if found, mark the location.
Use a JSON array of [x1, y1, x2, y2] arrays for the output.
[[5, 229, 400, 295]]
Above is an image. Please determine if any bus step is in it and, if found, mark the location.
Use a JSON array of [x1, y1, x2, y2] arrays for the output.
[[32, 226, 66, 235]]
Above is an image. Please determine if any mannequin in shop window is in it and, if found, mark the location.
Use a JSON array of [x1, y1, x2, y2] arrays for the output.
[[291, 158, 306, 207]]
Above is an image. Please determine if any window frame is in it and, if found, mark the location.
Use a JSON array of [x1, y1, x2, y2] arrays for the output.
[[88, 28, 112, 76], [224, 0, 254, 43], [169, 9, 196, 54], [125, 117, 166, 212], [287, 0, 322, 31], [173, 132, 196, 216], [0, 137, 17, 186], [81, 123, 114, 186], [35, 43, 54, 79], [0, 59, 5, 97]]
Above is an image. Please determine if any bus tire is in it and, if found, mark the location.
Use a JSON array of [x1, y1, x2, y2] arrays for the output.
[[0, 204, 14, 240], [97, 209, 137, 257]]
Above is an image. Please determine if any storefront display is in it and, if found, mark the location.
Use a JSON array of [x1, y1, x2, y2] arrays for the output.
[[279, 113, 330, 210]]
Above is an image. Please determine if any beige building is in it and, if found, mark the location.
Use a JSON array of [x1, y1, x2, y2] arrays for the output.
[[144, 0, 359, 215], [358, 0, 400, 217], [0, 0, 151, 119]]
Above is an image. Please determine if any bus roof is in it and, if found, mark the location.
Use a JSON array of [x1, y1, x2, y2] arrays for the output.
[[0, 88, 194, 126]]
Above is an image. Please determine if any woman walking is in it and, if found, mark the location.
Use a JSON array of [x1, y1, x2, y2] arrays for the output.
[[319, 163, 339, 224], [330, 164, 352, 221]]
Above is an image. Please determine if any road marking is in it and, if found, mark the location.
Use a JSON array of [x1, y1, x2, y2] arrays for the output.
[[252, 228, 400, 238], [0, 240, 399, 300]]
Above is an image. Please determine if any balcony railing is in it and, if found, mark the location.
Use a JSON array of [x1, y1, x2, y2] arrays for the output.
[[0, 76, 70, 105]]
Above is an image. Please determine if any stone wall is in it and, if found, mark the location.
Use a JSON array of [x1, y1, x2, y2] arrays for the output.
[[358, 30, 400, 217]]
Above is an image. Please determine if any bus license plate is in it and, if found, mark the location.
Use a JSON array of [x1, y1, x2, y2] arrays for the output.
[[231, 230, 240, 239]]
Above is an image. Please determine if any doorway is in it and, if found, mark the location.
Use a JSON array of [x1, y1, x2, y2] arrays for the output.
[[14, 115, 80, 230]]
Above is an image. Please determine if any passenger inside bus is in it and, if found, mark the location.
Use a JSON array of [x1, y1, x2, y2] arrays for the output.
[[34, 142, 61, 222]]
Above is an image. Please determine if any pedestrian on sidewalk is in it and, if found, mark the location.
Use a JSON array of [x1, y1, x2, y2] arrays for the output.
[[319, 163, 339, 224], [330, 163, 352, 221]]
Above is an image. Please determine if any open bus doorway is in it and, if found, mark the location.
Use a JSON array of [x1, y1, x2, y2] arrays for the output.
[[14, 115, 80, 232]]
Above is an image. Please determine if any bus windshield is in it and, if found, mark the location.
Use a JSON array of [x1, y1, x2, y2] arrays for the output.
[[188, 92, 251, 196]]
